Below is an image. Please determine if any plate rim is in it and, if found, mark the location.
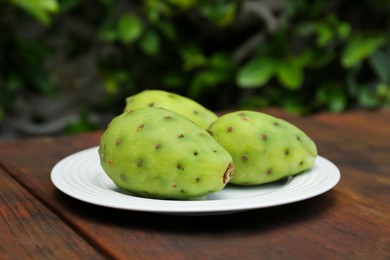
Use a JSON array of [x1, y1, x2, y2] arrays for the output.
[[51, 146, 340, 215]]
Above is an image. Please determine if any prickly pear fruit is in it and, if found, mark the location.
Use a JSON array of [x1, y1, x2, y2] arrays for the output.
[[208, 111, 317, 185], [124, 90, 218, 129], [99, 107, 234, 199]]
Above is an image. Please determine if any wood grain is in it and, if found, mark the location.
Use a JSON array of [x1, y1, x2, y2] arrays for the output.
[[0, 109, 389, 259], [0, 168, 104, 259]]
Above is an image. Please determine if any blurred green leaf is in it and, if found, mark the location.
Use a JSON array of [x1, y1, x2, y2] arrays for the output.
[[237, 57, 276, 88], [369, 50, 390, 83], [297, 15, 351, 45], [238, 96, 270, 109], [169, 0, 196, 9], [117, 13, 143, 44], [296, 22, 315, 36], [163, 72, 185, 88], [59, 0, 82, 13], [201, 2, 236, 27], [99, 22, 118, 42], [64, 110, 98, 135], [276, 60, 304, 90], [139, 30, 161, 56], [327, 14, 351, 40], [281, 96, 309, 115], [376, 83, 390, 98], [11, 0, 59, 25], [342, 36, 386, 68], [104, 80, 118, 95], [337, 23, 351, 40], [189, 70, 228, 98], [295, 50, 314, 67], [358, 86, 382, 108], [156, 21, 176, 40], [308, 51, 335, 68], [180, 45, 207, 71], [209, 52, 234, 70], [103, 71, 130, 94], [316, 82, 347, 113], [287, 0, 325, 20], [315, 23, 333, 46], [145, 0, 172, 22], [345, 63, 362, 97]]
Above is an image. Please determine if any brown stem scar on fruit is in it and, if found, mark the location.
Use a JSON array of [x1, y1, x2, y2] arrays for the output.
[[137, 124, 145, 132], [223, 163, 234, 184], [137, 160, 143, 167]]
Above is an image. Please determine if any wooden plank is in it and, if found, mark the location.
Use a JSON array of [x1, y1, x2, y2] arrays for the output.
[[307, 111, 390, 178], [312, 109, 390, 137], [26, 185, 390, 259], [0, 111, 389, 259], [0, 168, 105, 259]]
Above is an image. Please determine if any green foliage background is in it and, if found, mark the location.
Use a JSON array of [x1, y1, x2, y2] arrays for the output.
[[1, 0, 389, 134]]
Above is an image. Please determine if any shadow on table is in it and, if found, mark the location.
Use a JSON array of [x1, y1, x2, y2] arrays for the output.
[[54, 189, 337, 235]]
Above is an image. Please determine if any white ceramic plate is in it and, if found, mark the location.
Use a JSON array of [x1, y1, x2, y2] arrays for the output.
[[51, 146, 340, 215]]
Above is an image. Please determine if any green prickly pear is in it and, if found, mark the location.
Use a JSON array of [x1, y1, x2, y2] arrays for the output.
[[208, 111, 317, 185], [99, 107, 234, 199], [124, 90, 218, 129]]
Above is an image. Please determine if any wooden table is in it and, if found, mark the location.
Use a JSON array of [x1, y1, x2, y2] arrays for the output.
[[1, 109, 389, 259]]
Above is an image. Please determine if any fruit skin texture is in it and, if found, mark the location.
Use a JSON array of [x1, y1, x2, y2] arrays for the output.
[[99, 107, 233, 199], [124, 90, 218, 129], [208, 111, 318, 185]]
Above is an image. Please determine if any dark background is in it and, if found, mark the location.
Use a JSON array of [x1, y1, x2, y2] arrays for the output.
[[1, 0, 389, 138]]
